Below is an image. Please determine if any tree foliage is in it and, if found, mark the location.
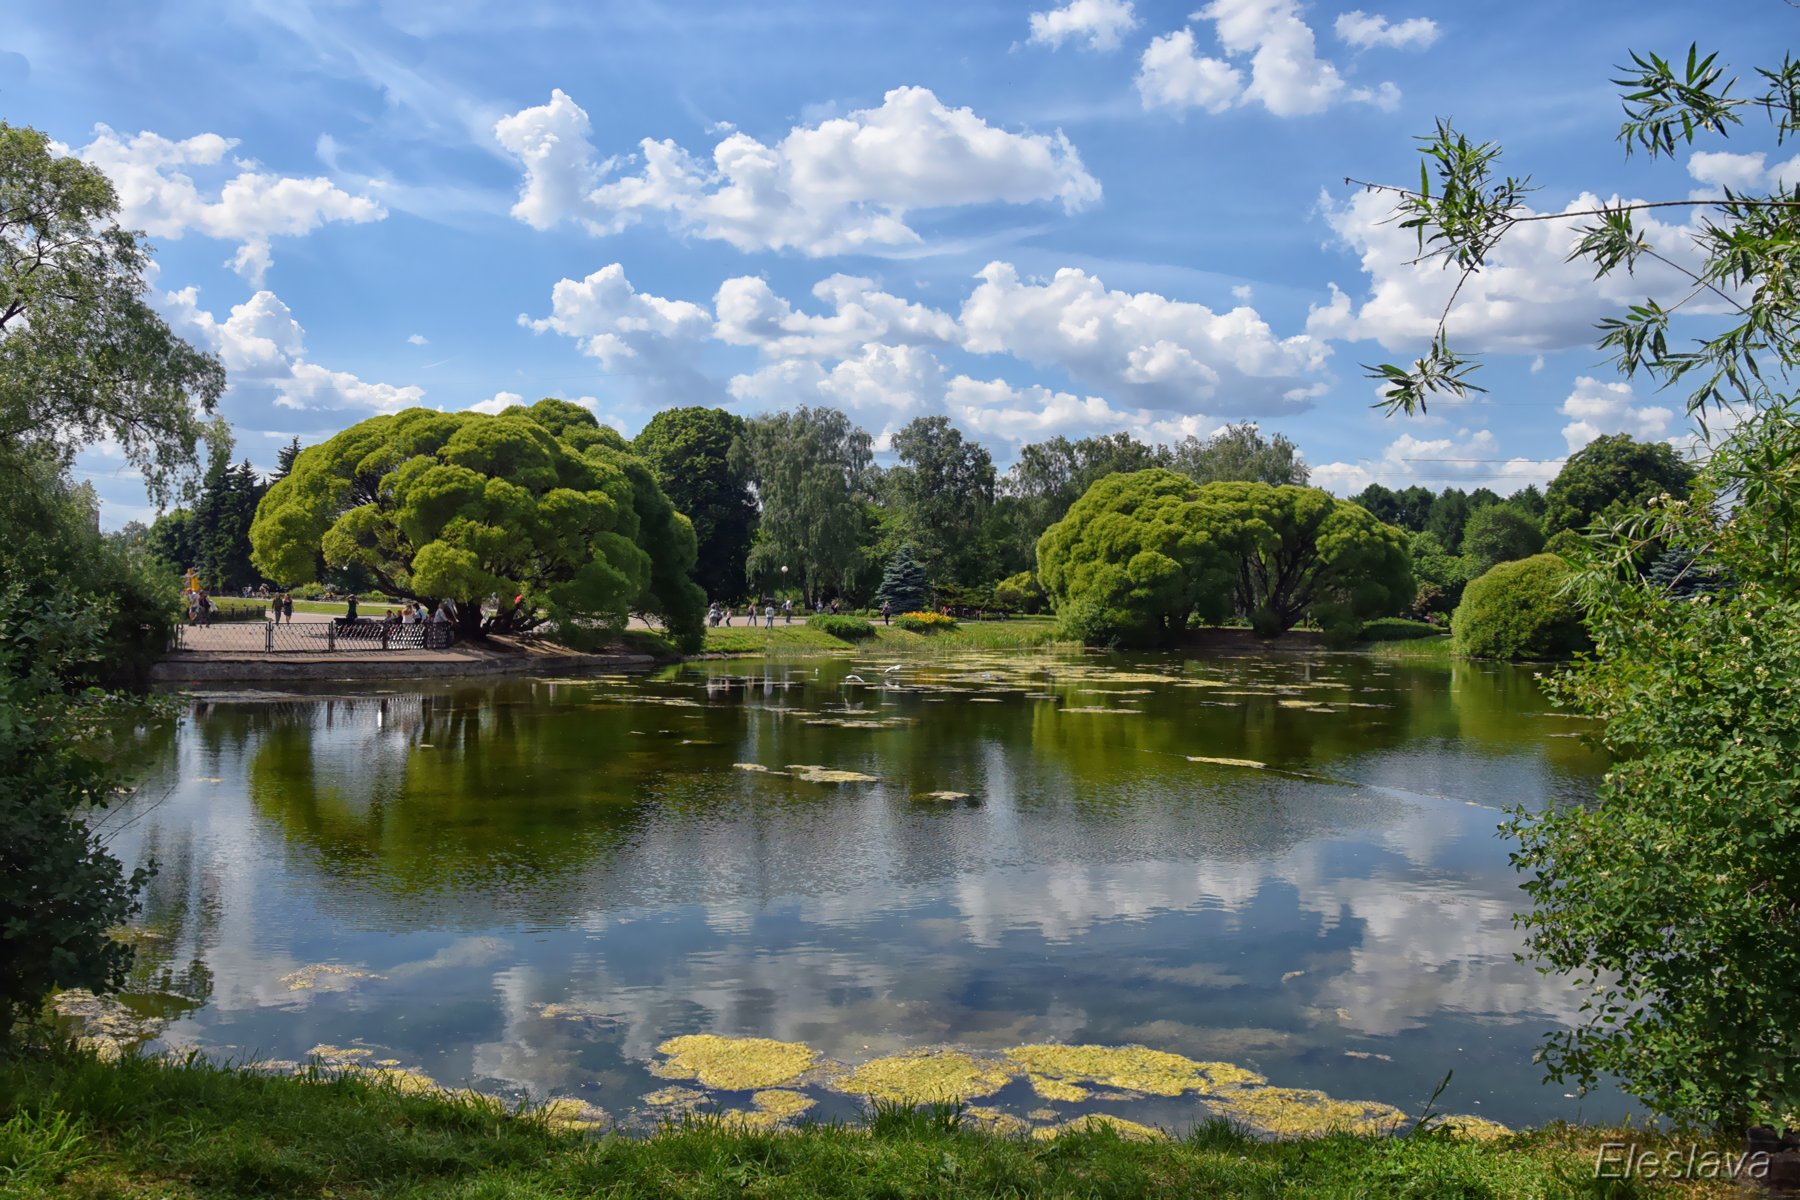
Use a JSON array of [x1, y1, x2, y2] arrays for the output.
[[1, 122, 226, 506], [1202, 482, 1413, 637], [733, 406, 874, 602], [250, 401, 704, 649], [1452, 554, 1588, 660], [884, 416, 996, 585], [1460, 502, 1545, 577], [633, 407, 757, 602], [1544, 433, 1696, 535], [1036, 470, 1236, 646], [1166, 422, 1310, 486]]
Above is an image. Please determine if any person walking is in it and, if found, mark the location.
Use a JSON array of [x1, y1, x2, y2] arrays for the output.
[[764, 602, 775, 628], [881, 600, 891, 625], [782, 598, 792, 624]]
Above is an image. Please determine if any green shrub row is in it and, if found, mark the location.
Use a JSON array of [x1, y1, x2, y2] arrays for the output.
[[1358, 617, 1445, 642], [806, 614, 876, 641]]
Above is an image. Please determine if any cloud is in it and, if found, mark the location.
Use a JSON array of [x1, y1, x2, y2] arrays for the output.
[[959, 261, 1330, 414], [493, 86, 1101, 255], [713, 274, 958, 359], [407, 333, 430, 346], [1311, 427, 1557, 496], [467, 391, 527, 414], [1686, 149, 1800, 192], [1333, 11, 1439, 50], [1137, 0, 1402, 117], [162, 287, 425, 415], [1558, 375, 1675, 452], [1028, 0, 1139, 52], [519, 263, 717, 403], [1310, 187, 1720, 354], [69, 126, 385, 284]]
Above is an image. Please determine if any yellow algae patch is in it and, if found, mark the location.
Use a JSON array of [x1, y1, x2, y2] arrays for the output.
[[1186, 756, 1266, 769], [1004, 1045, 1262, 1097], [963, 1106, 1032, 1137], [540, 1098, 609, 1132], [1058, 706, 1142, 715], [1028, 1076, 1090, 1103], [1213, 1086, 1406, 1137], [642, 1086, 707, 1109], [915, 790, 971, 801], [1434, 1114, 1512, 1140], [1026, 1107, 1060, 1122], [732, 762, 785, 775], [52, 990, 164, 1058], [652, 1034, 817, 1091], [281, 963, 383, 991], [1031, 1114, 1167, 1142], [785, 764, 879, 783], [750, 1090, 815, 1119], [833, 1050, 1013, 1104], [306, 1044, 373, 1066]]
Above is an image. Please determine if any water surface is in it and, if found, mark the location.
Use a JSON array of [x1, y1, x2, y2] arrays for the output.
[[99, 647, 1621, 1133]]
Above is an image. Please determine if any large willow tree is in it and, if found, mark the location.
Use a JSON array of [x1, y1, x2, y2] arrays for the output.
[[251, 399, 705, 650]]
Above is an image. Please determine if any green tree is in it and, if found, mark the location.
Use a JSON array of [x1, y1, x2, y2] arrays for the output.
[[1, 122, 226, 505], [1406, 530, 1470, 617], [1452, 554, 1588, 660], [732, 406, 874, 604], [189, 456, 268, 593], [884, 416, 996, 585], [1544, 434, 1695, 534], [1460, 502, 1545, 576], [874, 544, 929, 614], [992, 570, 1048, 614], [1036, 469, 1237, 647], [250, 403, 705, 649], [1350, 483, 1435, 531], [1167, 422, 1309, 486], [633, 407, 758, 603], [994, 432, 1163, 573], [1199, 482, 1414, 637], [1361, 44, 1800, 1125], [274, 436, 304, 481], [145, 508, 199, 574]]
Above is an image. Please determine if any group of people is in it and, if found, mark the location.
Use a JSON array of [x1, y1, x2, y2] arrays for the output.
[[707, 599, 794, 628], [377, 598, 458, 627]]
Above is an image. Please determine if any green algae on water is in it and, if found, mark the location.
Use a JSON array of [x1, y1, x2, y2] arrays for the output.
[[652, 1034, 818, 1091], [832, 1049, 1013, 1103]]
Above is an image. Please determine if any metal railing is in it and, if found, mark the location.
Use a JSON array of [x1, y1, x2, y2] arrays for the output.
[[169, 618, 459, 653]]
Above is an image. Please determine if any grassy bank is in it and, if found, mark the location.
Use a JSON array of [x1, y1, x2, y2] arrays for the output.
[[0, 1048, 1736, 1199]]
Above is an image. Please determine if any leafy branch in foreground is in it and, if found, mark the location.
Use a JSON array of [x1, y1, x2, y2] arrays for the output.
[[1350, 46, 1800, 419]]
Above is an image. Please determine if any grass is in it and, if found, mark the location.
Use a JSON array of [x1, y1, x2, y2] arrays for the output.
[[0, 1046, 1743, 1199], [621, 617, 1073, 660], [1360, 635, 1457, 662]]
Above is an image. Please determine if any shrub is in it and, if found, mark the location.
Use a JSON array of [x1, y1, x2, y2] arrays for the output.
[[1358, 617, 1445, 642], [992, 570, 1047, 614], [1452, 555, 1589, 660], [893, 611, 955, 633], [807, 614, 875, 641]]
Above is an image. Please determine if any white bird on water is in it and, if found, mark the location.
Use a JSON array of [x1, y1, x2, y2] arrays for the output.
[[882, 664, 903, 674], [843, 674, 866, 684]]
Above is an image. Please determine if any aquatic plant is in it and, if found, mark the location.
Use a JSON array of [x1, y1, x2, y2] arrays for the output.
[[652, 1034, 818, 1091]]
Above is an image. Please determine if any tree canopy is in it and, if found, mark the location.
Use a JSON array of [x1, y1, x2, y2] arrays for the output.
[[250, 400, 705, 649], [883, 416, 996, 586], [0, 122, 226, 505], [733, 406, 874, 602], [1543, 433, 1695, 534], [873, 544, 929, 614], [1166, 422, 1309, 486], [1035, 469, 1236, 646], [1202, 482, 1413, 637], [1460, 501, 1545, 577], [633, 407, 758, 602]]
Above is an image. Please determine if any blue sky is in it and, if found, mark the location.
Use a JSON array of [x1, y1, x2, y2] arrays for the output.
[[4, 0, 1790, 526]]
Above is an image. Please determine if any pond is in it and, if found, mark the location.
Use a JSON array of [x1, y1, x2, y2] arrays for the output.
[[89, 647, 1624, 1137]]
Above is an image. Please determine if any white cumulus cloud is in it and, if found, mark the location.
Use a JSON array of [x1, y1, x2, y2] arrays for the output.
[[1558, 375, 1675, 452], [493, 86, 1101, 255], [519, 263, 717, 403], [162, 287, 424, 414], [1028, 0, 1140, 52], [713, 274, 958, 359], [1137, 0, 1403, 117], [70, 126, 385, 285], [1334, 10, 1439, 50], [1311, 428, 1557, 497]]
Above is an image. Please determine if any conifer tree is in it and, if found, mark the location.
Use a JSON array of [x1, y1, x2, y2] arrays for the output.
[[875, 544, 928, 613]]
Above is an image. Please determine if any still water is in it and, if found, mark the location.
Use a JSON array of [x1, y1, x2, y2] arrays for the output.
[[96, 648, 1623, 1134]]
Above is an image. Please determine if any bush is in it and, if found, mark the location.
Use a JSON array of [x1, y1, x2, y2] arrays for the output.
[[893, 611, 956, 633], [992, 570, 1047, 614], [1359, 617, 1445, 642], [807, 614, 875, 641], [1452, 555, 1589, 660]]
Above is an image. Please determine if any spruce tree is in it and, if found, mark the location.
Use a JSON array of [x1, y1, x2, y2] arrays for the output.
[[875, 544, 929, 613]]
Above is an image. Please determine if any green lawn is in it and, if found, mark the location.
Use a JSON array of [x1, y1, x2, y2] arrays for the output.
[[0, 1047, 1734, 1199], [635, 617, 1071, 658]]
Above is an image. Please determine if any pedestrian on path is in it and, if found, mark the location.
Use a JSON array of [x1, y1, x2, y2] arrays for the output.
[[764, 603, 775, 628], [782, 599, 792, 624]]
